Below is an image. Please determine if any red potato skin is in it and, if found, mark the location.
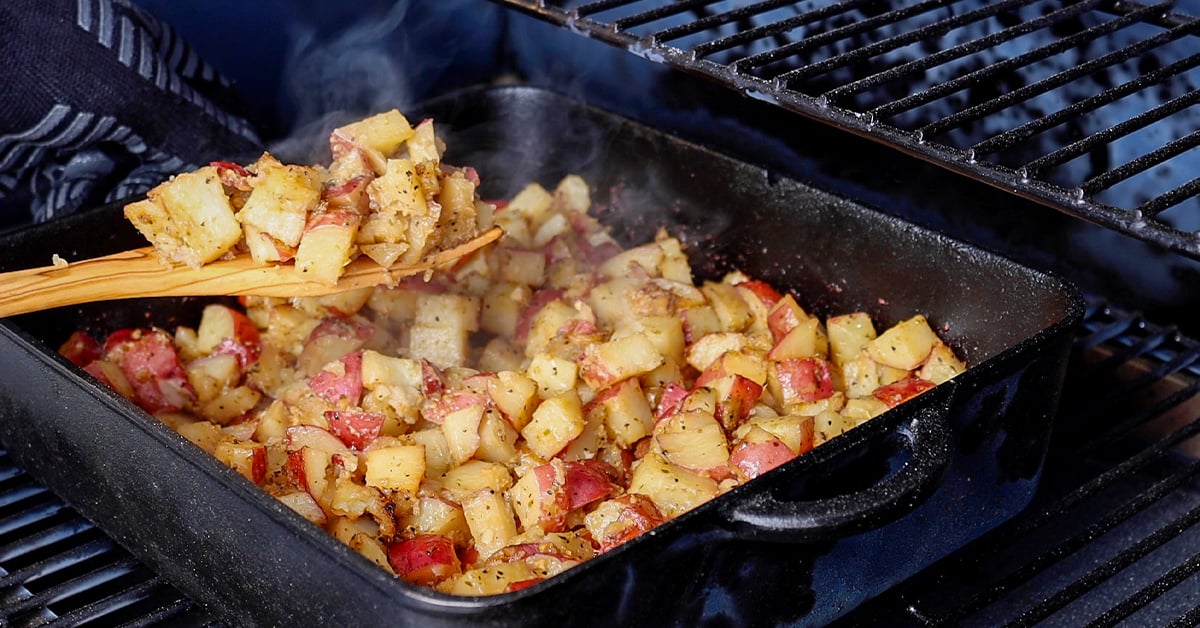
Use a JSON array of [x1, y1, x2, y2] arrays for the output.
[[530, 463, 572, 533], [730, 437, 796, 480], [767, 295, 807, 343], [564, 460, 617, 509], [774, 357, 834, 405], [325, 409, 385, 450], [59, 330, 103, 367], [513, 289, 564, 345], [388, 535, 462, 587], [322, 175, 372, 215], [874, 377, 936, 408], [714, 374, 763, 430], [736, 279, 783, 310], [247, 446, 268, 485], [210, 306, 262, 370], [420, 390, 489, 425], [308, 350, 365, 405], [421, 359, 445, 396], [594, 494, 667, 553], [655, 382, 690, 421], [104, 328, 196, 414]]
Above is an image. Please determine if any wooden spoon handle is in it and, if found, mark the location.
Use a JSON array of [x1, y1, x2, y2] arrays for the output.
[[0, 227, 502, 316]]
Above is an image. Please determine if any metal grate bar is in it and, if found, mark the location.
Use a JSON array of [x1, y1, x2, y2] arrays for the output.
[[1078, 376, 1200, 457], [935, 460, 1200, 624], [611, 0, 712, 30], [50, 576, 177, 626], [734, 0, 951, 72], [0, 519, 95, 563], [0, 537, 116, 590], [774, 0, 1037, 84], [870, 1, 1166, 119], [1082, 128, 1200, 194], [1006, 502, 1200, 626], [1167, 604, 1200, 628], [689, 0, 874, 57], [573, 0, 636, 17], [825, 0, 1106, 105], [1139, 175, 1200, 219], [2, 558, 144, 618], [1021, 88, 1200, 177], [974, 51, 1200, 160], [653, 0, 808, 48], [921, 20, 1196, 142], [1085, 550, 1200, 628]]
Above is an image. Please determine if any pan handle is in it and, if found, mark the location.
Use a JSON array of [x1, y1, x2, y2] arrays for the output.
[[720, 396, 953, 543]]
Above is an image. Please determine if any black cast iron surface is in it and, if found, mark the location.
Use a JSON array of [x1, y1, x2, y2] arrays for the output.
[[0, 296, 1194, 626]]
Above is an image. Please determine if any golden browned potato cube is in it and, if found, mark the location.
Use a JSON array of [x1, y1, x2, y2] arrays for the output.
[[124, 166, 242, 267]]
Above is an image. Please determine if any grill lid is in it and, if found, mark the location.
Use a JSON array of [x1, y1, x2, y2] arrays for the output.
[[493, 0, 1200, 260]]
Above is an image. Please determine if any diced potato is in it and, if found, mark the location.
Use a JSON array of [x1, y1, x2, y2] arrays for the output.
[[363, 445, 426, 493], [409, 428, 453, 478], [552, 174, 590, 214], [868, 315, 940, 370], [444, 561, 537, 596], [414, 293, 480, 332], [578, 333, 665, 391], [407, 119, 440, 164], [200, 385, 262, 425], [213, 439, 265, 483], [237, 154, 321, 260], [702, 281, 753, 332], [918, 342, 967, 384], [487, 370, 539, 431], [841, 397, 891, 426], [527, 353, 578, 399], [294, 211, 360, 286], [441, 405, 485, 465], [686, 333, 748, 372], [461, 489, 518, 559], [600, 242, 663, 279], [618, 316, 685, 365], [506, 183, 555, 227], [826, 312, 877, 366], [476, 408, 519, 464], [521, 391, 585, 460], [591, 378, 655, 448], [628, 453, 719, 518], [409, 324, 470, 370], [402, 496, 469, 542], [332, 109, 415, 158], [440, 460, 514, 503], [495, 248, 547, 286], [655, 411, 729, 472], [481, 283, 531, 338], [124, 166, 242, 267], [524, 300, 579, 357]]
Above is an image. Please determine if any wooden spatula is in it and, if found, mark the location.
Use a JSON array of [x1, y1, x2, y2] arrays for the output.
[[0, 227, 503, 316]]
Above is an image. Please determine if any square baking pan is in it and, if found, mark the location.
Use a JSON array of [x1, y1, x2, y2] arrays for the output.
[[0, 85, 1083, 626]]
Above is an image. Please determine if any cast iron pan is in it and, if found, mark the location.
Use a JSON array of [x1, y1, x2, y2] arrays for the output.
[[0, 85, 1083, 626]]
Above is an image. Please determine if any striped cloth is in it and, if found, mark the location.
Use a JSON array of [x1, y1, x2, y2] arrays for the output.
[[0, 0, 262, 227]]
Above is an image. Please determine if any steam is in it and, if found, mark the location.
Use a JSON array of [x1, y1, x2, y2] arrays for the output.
[[267, 1, 462, 165]]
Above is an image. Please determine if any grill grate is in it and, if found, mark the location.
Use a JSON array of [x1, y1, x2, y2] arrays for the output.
[[0, 453, 214, 627], [840, 300, 1200, 626], [492, 0, 1200, 260]]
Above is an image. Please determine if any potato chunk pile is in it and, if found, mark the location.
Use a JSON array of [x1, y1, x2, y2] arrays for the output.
[[123, 111, 489, 285], [66, 171, 965, 595]]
